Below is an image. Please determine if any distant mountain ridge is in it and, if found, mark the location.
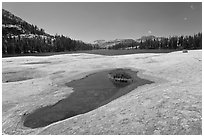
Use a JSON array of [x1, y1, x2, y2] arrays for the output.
[[93, 36, 165, 48], [93, 39, 136, 48]]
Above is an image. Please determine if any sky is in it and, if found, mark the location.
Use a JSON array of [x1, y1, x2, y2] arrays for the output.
[[2, 2, 202, 43]]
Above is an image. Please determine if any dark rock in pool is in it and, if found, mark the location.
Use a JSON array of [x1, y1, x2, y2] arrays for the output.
[[23, 68, 154, 129], [108, 68, 133, 86]]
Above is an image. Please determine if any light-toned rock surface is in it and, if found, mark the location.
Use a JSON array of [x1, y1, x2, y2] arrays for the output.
[[2, 50, 202, 135]]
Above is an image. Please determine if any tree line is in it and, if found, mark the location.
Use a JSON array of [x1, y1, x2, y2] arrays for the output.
[[2, 34, 93, 54], [109, 33, 202, 50]]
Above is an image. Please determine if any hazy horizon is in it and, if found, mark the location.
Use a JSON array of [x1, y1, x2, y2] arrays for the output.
[[3, 2, 202, 43]]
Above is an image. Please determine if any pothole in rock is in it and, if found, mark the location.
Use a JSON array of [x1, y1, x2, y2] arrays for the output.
[[23, 68, 154, 128]]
